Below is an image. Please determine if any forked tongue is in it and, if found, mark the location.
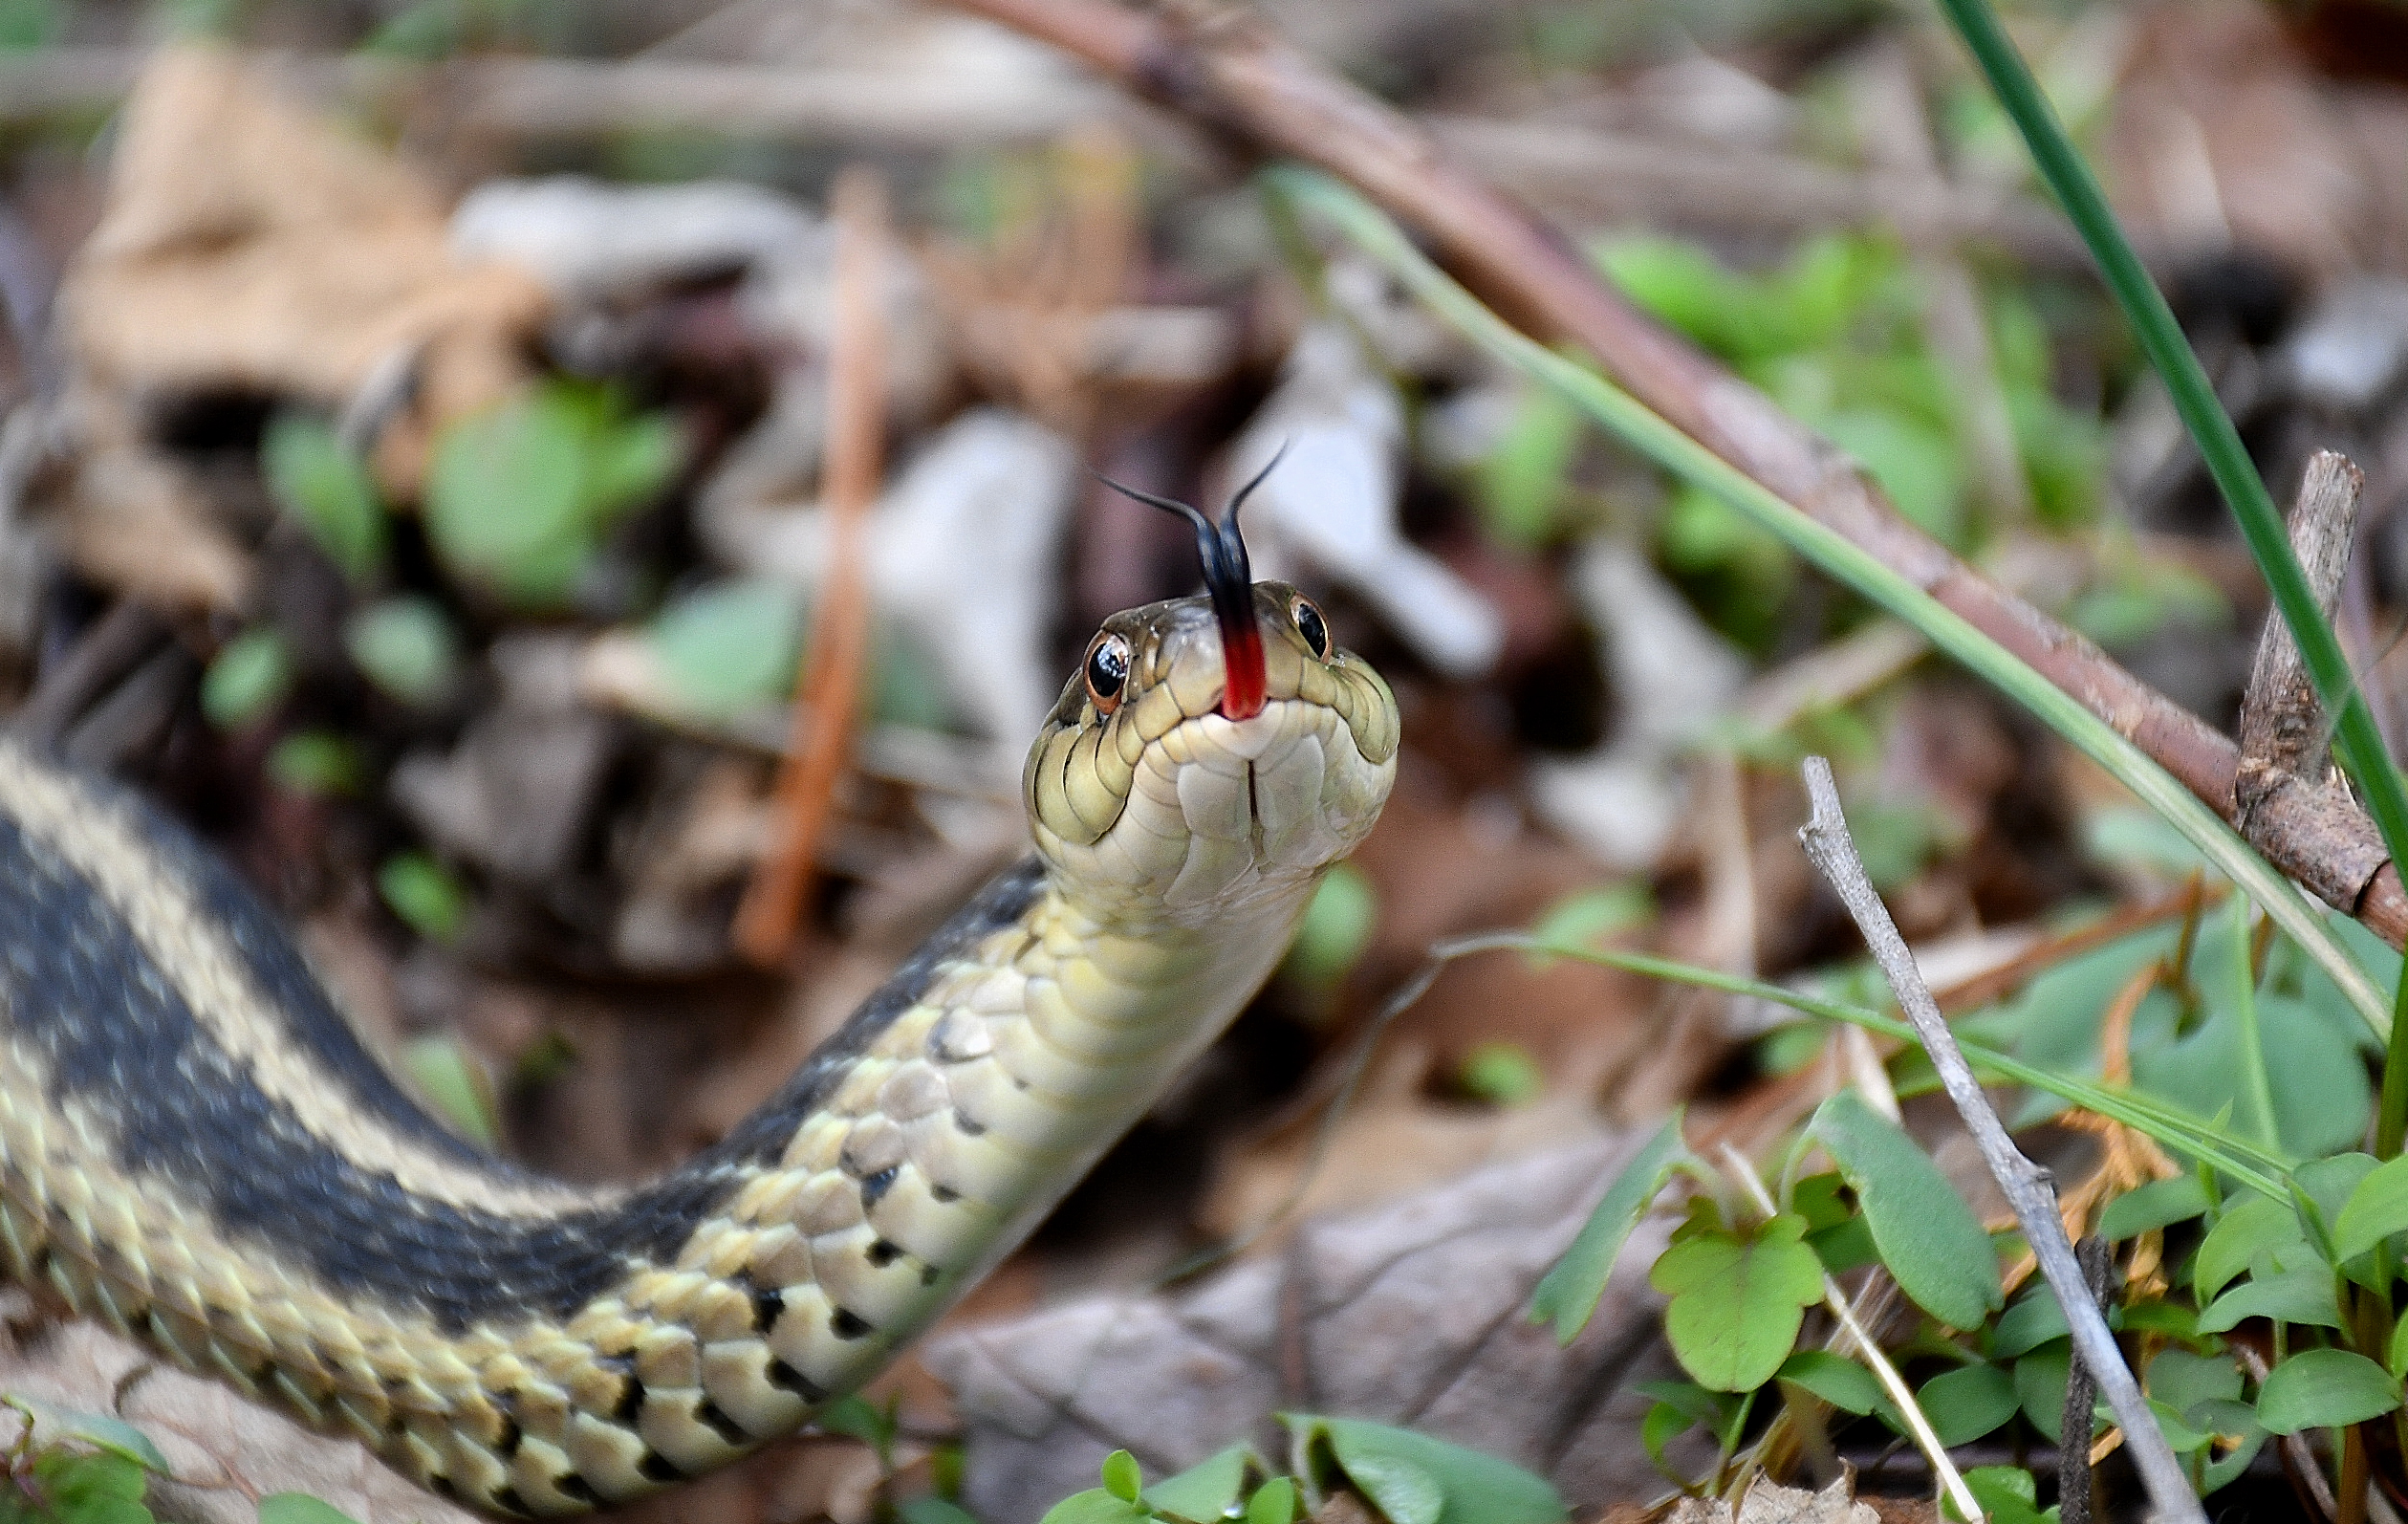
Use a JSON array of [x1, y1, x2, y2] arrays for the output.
[[1095, 452, 1281, 720]]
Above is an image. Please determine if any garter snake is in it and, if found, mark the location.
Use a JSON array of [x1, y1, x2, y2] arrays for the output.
[[0, 483, 1399, 1516]]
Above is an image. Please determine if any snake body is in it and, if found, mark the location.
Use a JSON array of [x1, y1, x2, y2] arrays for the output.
[[0, 578, 1398, 1515]]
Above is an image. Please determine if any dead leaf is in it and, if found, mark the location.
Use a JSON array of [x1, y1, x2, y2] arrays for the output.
[[700, 406, 1081, 775], [1201, 1044, 1609, 1238], [387, 635, 616, 885], [1667, 1479, 1880, 1524], [55, 47, 546, 496], [48, 430, 252, 611], [1529, 540, 1746, 872], [0, 1317, 477, 1524], [1224, 319, 1504, 680], [924, 1132, 1699, 1524]]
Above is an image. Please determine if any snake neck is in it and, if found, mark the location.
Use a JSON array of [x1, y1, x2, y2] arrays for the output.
[[478, 858, 1320, 1510], [701, 852, 1320, 1337]]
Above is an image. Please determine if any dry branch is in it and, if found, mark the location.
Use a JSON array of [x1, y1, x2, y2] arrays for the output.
[[943, 0, 2408, 947], [2057, 1235, 2114, 1524], [1425, 114, 2087, 267], [2239, 451, 2362, 812]]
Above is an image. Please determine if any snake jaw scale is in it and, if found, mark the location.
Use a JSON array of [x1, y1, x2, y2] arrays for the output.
[[876, 1065, 947, 1121]]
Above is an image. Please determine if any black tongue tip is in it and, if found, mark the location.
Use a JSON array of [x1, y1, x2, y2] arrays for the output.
[[1093, 449, 1286, 719]]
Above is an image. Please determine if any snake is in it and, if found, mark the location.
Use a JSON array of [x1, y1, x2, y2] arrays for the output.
[[0, 476, 1399, 1516]]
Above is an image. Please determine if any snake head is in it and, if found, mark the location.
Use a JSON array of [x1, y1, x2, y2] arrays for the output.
[[1027, 580, 1398, 923]]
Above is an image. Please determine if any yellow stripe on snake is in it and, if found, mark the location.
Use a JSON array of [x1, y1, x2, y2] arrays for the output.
[[0, 487, 1399, 1516]]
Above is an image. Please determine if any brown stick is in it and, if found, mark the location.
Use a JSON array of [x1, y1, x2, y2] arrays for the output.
[[1425, 114, 2088, 269], [2240, 452, 2362, 802], [732, 167, 887, 969], [2056, 1234, 2114, 1524], [941, 0, 2408, 946]]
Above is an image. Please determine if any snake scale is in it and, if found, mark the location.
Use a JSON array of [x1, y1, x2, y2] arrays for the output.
[[0, 484, 1399, 1516]]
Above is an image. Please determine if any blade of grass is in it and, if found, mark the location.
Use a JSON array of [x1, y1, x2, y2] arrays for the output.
[[1927, 0, 2408, 1155], [1432, 930, 2293, 1201], [1267, 165, 2392, 1044], [2230, 897, 2281, 1151]]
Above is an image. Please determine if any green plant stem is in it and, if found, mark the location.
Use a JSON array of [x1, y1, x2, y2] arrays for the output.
[[1927, 0, 2408, 1156], [1721, 1151, 1981, 1524], [1268, 165, 2393, 1044], [2384, 982, 2408, 1155], [2342, 1425, 2371, 1524]]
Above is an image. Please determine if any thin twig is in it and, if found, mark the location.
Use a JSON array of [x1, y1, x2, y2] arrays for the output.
[[2236, 1344, 2340, 1523], [942, 0, 2408, 949], [12, 600, 164, 747], [2058, 1234, 2114, 1524], [732, 167, 886, 968], [1795, 755, 2205, 1524], [1719, 1142, 1981, 1523], [1424, 114, 2086, 268]]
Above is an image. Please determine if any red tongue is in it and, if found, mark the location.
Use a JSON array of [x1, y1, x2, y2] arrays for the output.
[[1092, 449, 1284, 723], [1219, 614, 1267, 720]]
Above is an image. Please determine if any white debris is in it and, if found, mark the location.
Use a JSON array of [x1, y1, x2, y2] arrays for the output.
[[704, 407, 1077, 779], [1227, 321, 1505, 678], [2282, 277, 2408, 413], [1529, 539, 1747, 869], [450, 176, 827, 301], [451, 175, 950, 438]]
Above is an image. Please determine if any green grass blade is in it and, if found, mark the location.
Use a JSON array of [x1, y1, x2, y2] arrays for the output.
[[1928, 0, 2408, 1150], [1434, 932, 2290, 1201], [2228, 897, 2280, 1150], [1265, 165, 2391, 1042]]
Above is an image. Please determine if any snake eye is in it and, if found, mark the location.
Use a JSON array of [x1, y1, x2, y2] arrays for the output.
[[1084, 633, 1132, 715], [1291, 596, 1332, 661]]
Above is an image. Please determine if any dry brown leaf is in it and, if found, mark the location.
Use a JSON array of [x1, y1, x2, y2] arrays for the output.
[[923, 1132, 1695, 1524], [54, 47, 546, 494], [49, 435, 251, 611], [1857, 1498, 1938, 1524], [1666, 1479, 1881, 1524], [1676, 1483, 1897, 1524], [2104, 2, 2367, 277], [1341, 778, 1660, 1087], [387, 635, 616, 885], [1200, 1042, 1609, 1237]]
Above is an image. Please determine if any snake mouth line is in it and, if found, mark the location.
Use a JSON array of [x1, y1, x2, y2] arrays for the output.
[[1246, 761, 1266, 860]]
